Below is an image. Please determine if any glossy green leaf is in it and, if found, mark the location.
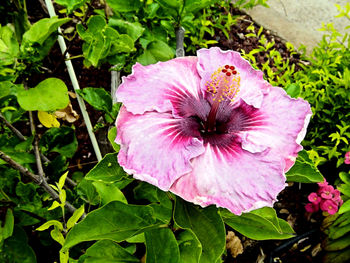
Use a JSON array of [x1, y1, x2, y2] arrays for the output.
[[92, 181, 127, 205], [339, 199, 350, 214], [285, 83, 301, 98], [63, 201, 157, 249], [174, 198, 225, 263], [107, 127, 120, 152], [76, 87, 112, 113], [39, 126, 77, 158], [325, 233, 350, 251], [138, 40, 174, 65], [0, 25, 19, 66], [0, 226, 36, 263], [36, 220, 63, 231], [108, 19, 144, 41], [145, 227, 180, 263], [17, 78, 69, 111], [177, 230, 202, 263], [77, 179, 100, 205], [67, 205, 85, 231], [106, 0, 142, 12], [0, 151, 35, 165], [323, 249, 350, 263], [22, 16, 70, 45], [286, 150, 324, 183], [0, 209, 14, 242], [134, 182, 172, 223], [184, 0, 219, 13], [85, 153, 127, 183], [156, 0, 182, 9], [81, 240, 139, 263], [55, 0, 88, 13], [222, 208, 294, 240], [339, 184, 350, 197]]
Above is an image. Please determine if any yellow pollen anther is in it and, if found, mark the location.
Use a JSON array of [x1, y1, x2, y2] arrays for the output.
[[205, 65, 241, 103]]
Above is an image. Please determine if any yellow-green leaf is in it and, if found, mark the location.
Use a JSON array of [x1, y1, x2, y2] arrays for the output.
[[38, 111, 60, 128]]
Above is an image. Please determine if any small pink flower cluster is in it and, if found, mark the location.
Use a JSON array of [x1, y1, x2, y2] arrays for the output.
[[345, 151, 350, 164], [305, 180, 343, 215]]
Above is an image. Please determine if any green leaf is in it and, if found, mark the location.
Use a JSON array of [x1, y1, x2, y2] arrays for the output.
[[339, 184, 350, 197], [0, 209, 14, 242], [58, 171, 69, 191], [108, 19, 144, 41], [77, 179, 100, 205], [55, 0, 88, 13], [138, 40, 174, 65], [0, 226, 37, 263], [51, 226, 65, 245], [0, 151, 35, 165], [339, 199, 350, 214], [177, 230, 202, 263], [106, 0, 142, 12], [63, 201, 157, 250], [323, 249, 350, 263], [174, 198, 225, 263], [0, 25, 19, 66], [145, 227, 180, 263], [76, 88, 112, 113], [134, 182, 172, 223], [36, 220, 63, 231], [147, 40, 174, 61], [285, 83, 301, 98], [184, 0, 219, 13], [107, 127, 120, 152], [39, 126, 78, 158], [85, 153, 127, 183], [67, 205, 85, 230], [92, 181, 127, 205], [17, 78, 69, 111], [286, 150, 324, 183], [156, 0, 182, 10], [221, 208, 295, 240], [325, 233, 350, 251], [81, 240, 139, 263], [22, 17, 70, 45]]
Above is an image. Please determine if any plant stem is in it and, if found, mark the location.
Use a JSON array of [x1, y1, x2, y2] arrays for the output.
[[0, 112, 26, 141], [28, 110, 46, 179], [0, 150, 76, 214], [176, 26, 185, 57], [0, 111, 77, 188], [44, 0, 102, 162]]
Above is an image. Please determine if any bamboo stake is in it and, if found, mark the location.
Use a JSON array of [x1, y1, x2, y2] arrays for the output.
[[44, 0, 102, 161]]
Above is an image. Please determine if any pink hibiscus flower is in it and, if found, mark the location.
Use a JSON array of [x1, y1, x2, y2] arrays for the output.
[[115, 47, 312, 215]]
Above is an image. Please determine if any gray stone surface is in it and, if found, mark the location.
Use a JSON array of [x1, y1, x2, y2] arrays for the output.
[[244, 0, 349, 53]]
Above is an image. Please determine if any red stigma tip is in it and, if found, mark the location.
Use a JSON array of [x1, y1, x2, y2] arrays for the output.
[[232, 70, 237, 74], [222, 69, 227, 73], [230, 66, 235, 70], [225, 65, 229, 69], [226, 72, 231, 76]]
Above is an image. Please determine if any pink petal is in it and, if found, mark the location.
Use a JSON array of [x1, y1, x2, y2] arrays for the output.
[[170, 144, 286, 215], [237, 86, 311, 171], [116, 107, 205, 190], [197, 47, 268, 108], [308, 192, 321, 204], [116, 57, 204, 116], [305, 203, 319, 213]]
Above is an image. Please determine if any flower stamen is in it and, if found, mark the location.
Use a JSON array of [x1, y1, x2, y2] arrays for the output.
[[204, 65, 241, 132]]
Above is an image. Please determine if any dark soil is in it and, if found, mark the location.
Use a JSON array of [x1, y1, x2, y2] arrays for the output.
[[23, 2, 324, 263]]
